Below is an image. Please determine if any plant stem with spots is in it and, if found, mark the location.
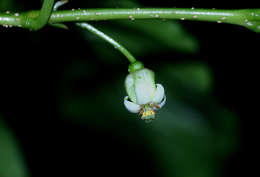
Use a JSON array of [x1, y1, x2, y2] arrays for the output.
[[25, 0, 54, 30], [1, 8, 260, 32]]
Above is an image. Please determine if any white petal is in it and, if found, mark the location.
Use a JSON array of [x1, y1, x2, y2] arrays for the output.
[[124, 96, 141, 113], [158, 95, 166, 108], [152, 84, 165, 104], [135, 82, 154, 105], [154, 95, 166, 110], [134, 69, 156, 105], [125, 74, 137, 103]]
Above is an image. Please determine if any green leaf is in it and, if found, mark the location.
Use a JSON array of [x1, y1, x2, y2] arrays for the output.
[[158, 62, 213, 98], [114, 19, 199, 53], [0, 116, 30, 177]]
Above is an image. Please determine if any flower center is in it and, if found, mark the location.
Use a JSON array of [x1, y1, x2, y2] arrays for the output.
[[140, 104, 155, 121]]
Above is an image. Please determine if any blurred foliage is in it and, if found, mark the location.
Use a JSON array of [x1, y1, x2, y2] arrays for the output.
[[161, 63, 213, 94], [0, 116, 30, 177], [0, 0, 15, 10], [0, 0, 26, 11]]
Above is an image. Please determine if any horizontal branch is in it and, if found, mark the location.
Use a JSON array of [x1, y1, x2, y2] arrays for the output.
[[1, 8, 260, 32]]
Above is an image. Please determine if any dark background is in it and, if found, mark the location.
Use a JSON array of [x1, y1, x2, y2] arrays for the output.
[[0, 0, 259, 177]]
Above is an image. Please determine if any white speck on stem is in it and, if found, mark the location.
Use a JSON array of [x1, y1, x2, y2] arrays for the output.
[[180, 18, 185, 20], [14, 13, 19, 16], [129, 15, 135, 20], [76, 17, 80, 20], [137, 8, 140, 11], [6, 11, 10, 14], [154, 14, 159, 18], [221, 17, 226, 20], [83, 10, 87, 14], [191, 7, 195, 10], [247, 22, 253, 26], [72, 8, 75, 11], [217, 21, 222, 23], [193, 15, 198, 18]]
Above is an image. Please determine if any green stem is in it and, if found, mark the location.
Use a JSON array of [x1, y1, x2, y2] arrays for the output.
[[1, 0, 54, 30], [1, 8, 260, 32], [28, 0, 55, 30], [76, 23, 136, 63]]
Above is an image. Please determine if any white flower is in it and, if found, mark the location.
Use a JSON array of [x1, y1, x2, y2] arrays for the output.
[[124, 68, 166, 122]]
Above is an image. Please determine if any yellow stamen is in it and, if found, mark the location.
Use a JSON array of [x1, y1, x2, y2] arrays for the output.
[[141, 110, 155, 119]]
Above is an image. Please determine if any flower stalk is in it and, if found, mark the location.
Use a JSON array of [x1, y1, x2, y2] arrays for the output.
[[76, 22, 136, 63]]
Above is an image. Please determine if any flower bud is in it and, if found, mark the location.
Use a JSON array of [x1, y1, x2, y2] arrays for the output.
[[123, 62, 166, 122]]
